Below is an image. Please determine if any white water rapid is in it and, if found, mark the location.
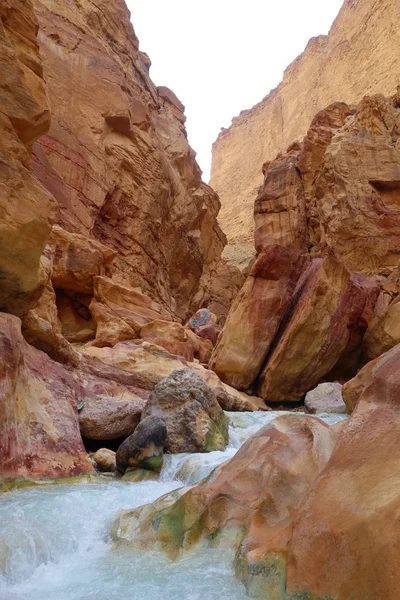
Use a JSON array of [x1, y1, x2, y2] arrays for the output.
[[0, 411, 347, 600]]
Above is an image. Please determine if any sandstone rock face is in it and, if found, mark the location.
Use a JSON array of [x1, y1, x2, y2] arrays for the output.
[[210, 0, 400, 266], [141, 369, 229, 453], [254, 94, 400, 276], [363, 298, 400, 360], [0, 313, 93, 479], [0, 0, 57, 315], [286, 343, 400, 600], [210, 252, 378, 402], [254, 102, 351, 257], [257, 258, 378, 401], [79, 395, 144, 441], [84, 341, 266, 412], [89, 276, 173, 347], [113, 414, 335, 598], [209, 245, 308, 390], [304, 382, 347, 415], [32, 0, 239, 322], [139, 320, 212, 363], [116, 415, 167, 474]]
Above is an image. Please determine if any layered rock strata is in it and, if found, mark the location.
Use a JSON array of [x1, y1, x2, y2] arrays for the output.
[[254, 93, 400, 275], [0, 0, 57, 316], [32, 0, 240, 323], [0, 314, 93, 479], [211, 0, 400, 267]]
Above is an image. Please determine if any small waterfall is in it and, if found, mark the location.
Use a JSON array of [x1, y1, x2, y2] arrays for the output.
[[0, 411, 347, 600]]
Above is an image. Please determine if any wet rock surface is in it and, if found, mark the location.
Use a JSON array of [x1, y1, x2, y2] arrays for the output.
[[116, 415, 167, 474], [142, 369, 229, 453]]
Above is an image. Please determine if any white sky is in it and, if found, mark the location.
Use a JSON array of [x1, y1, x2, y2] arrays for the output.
[[127, 1, 344, 181]]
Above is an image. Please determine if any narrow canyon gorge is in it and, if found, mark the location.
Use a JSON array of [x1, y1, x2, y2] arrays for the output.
[[1, 0, 400, 598]]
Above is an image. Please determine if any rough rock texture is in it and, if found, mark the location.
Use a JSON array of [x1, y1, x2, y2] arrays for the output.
[[79, 394, 144, 441], [209, 246, 308, 390], [304, 382, 347, 415], [257, 258, 379, 401], [116, 415, 167, 474], [0, 0, 57, 315], [186, 309, 221, 345], [112, 414, 335, 600], [141, 369, 229, 453], [139, 320, 212, 363], [84, 341, 266, 412], [363, 298, 400, 360], [210, 0, 400, 266], [32, 0, 240, 322], [89, 276, 173, 347], [0, 313, 93, 479], [342, 351, 385, 412], [92, 448, 116, 472], [286, 343, 400, 600], [254, 93, 400, 275]]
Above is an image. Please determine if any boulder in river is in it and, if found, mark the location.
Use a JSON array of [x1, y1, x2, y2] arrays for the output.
[[112, 413, 335, 600], [304, 382, 347, 414], [141, 369, 229, 453], [116, 415, 167, 474]]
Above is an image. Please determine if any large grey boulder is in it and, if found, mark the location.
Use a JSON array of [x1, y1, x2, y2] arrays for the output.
[[141, 368, 229, 453], [305, 382, 347, 414]]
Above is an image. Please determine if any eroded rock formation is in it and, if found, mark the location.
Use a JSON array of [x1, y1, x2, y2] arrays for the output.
[[287, 344, 400, 600], [0, 0, 57, 316], [0, 314, 93, 479], [211, 0, 400, 268], [31, 0, 241, 324]]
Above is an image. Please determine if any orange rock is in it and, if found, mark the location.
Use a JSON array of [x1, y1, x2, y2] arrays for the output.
[[315, 94, 400, 274], [83, 341, 265, 412], [89, 299, 136, 348], [210, 0, 400, 266], [32, 0, 240, 322], [140, 320, 195, 362], [363, 298, 400, 360], [342, 352, 385, 412], [113, 414, 334, 599], [0, 0, 57, 316], [258, 258, 379, 401], [0, 313, 93, 479], [22, 247, 81, 365], [286, 343, 400, 600], [92, 276, 173, 340], [50, 226, 116, 295], [209, 245, 309, 390], [254, 143, 306, 253]]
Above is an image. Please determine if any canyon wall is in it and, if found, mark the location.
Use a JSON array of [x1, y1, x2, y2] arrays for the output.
[[31, 0, 240, 323], [0, 0, 57, 316], [210, 0, 400, 268]]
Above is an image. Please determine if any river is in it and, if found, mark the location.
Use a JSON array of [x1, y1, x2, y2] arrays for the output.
[[0, 411, 346, 600]]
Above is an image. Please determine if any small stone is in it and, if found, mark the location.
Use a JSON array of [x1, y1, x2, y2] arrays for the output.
[[92, 448, 116, 472], [305, 382, 347, 414]]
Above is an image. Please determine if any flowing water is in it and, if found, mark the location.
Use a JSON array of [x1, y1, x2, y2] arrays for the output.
[[0, 411, 347, 600]]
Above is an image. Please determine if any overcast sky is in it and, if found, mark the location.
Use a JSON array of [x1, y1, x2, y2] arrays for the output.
[[127, 1, 344, 181]]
